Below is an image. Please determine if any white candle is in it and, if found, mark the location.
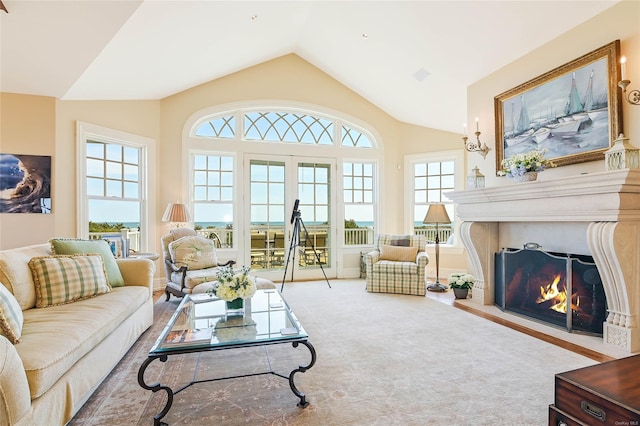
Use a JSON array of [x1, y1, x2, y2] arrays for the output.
[[621, 56, 627, 81], [463, 123, 467, 137], [475, 117, 479, 132]]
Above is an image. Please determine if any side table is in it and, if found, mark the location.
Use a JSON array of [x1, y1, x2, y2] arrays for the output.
[[128, 252, 160, 261]]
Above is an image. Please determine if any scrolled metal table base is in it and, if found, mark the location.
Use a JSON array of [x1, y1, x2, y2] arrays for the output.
[[137, 340, 316, 425]]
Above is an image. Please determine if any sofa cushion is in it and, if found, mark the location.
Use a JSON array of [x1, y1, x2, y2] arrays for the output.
[[15, 286, 149, 399], [0, 282, 23, 344], [29, 255, 111, 308], [49, 238, 125, 287], [379, 244, 418, 262], [169, 235, 218, 270], [0, 244, 51, 310]]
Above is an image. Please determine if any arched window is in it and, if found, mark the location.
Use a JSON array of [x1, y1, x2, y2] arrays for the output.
[[186, 104, 381, 282]]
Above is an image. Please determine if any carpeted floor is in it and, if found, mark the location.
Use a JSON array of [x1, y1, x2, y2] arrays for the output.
[[69, 279, 597, 425]]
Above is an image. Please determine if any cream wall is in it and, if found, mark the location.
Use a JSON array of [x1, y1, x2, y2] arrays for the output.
[[0, 93, 56, 248], [468, 0, 640, 186], [0, 94, 160, 251], [160, 54, 406, 231]]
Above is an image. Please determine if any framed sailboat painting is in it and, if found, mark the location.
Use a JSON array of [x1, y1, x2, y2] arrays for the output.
[[494, 40, 622, 171]]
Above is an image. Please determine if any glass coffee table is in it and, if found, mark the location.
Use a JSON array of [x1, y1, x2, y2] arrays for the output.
[[137, 289, 316, 426]]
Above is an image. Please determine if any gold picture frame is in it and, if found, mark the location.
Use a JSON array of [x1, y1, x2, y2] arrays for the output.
[[494, 40, 622, 172]]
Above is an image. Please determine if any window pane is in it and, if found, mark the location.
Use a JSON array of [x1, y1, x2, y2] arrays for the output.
[[123, 146, 138, 163], [106, 162, 121, 179], [194, 187, 206, 200], [123, 164, 138, 181], [441, 161, 455, 174], [194, 171, 207, 185], [124, 182, 138, 198], [86, 142, 104, 158], [106, 180, 121, 197], [252, 183, 268, 203], [87, 159, 104, 178], [106, 144, 122, 162], [87, 178, 103, 196]]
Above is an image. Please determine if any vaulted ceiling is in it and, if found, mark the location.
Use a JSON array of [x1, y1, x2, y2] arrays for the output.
[[0, 1, 618, 133]]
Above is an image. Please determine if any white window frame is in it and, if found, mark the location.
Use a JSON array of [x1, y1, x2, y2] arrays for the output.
[[404, 149, 464, 249], [76, 121, 157, 252]]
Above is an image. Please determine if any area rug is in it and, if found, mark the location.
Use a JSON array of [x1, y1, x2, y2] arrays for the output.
[[69, 279, 597, 425]]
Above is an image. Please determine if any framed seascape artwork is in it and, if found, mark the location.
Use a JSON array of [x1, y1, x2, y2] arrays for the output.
[[0, 153, 52, 213], [494, 40, 622, 171]]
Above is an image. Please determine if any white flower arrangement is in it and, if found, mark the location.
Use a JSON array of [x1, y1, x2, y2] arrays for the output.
[[447, 272, 475, 290], [208, 265, 256, 302], [498, 149, 556, 178]]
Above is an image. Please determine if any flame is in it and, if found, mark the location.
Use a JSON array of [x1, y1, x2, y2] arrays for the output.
[[535, 275, 579, 314]]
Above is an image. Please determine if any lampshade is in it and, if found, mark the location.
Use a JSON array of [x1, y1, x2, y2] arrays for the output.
[[162, 203, 192, 223], [423, 203, 451, 224]]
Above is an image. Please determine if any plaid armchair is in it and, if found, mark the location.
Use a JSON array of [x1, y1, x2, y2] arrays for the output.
[[363, 234, 429, 296]]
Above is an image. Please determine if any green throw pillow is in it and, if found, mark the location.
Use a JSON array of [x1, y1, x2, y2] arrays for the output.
[[0, 282, 23, 344], [29, 255, 111, 308], [49, 238, 125, 287]]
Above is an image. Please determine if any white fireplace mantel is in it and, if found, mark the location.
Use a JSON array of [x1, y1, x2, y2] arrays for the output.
[[446, 169, 640, 353]]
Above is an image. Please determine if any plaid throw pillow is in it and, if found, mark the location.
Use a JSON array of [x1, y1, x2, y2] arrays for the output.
[[0, 282, 23, 344], [29, 255, 111, 308], [49, 238, 125, 287]]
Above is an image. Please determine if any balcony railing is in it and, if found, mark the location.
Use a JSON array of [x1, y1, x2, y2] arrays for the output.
[[344, 228, 374, 245], [414, 225, 453, 244], [88, 228, 140, 257]]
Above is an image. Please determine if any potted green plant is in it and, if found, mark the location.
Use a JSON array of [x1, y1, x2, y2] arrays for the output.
[[447, 272, 475, 299]]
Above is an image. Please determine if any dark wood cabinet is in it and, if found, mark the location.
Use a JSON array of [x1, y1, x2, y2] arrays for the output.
[[549, 355, 640, 425]]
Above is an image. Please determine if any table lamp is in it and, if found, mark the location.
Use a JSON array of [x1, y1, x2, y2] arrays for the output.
[[162, 202, 192, 227], [423, 203, 451, 292]]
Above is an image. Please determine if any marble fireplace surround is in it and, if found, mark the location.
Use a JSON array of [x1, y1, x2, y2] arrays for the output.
[[447, 169, 640, 353]]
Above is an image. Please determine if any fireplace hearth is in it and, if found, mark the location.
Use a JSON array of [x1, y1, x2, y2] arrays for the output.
[[495, 244, 606, 336]]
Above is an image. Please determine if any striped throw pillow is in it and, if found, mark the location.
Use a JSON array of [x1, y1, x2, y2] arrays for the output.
[[29, 255, 111, 308], [0, 282, 23, 344]]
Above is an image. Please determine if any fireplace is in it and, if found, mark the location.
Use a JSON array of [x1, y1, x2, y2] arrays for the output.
[[446, 169, 640, 353], [495, 244, 606, 336]]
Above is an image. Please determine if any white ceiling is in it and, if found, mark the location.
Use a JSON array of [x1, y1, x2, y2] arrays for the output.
[[0, 0, 619, 133]]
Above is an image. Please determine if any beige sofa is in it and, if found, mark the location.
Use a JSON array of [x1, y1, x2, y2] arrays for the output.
[[0, 242, 155, 425]]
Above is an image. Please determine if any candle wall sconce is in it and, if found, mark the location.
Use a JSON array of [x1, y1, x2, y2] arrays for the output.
[[463, 118, 492, 158], [619, 56, 639, 105]]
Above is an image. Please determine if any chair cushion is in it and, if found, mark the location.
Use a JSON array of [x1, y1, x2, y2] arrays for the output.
[[169, 235, 218, 270], [0, 282, 23, 344], [375, 234, 425, 252], [28, 255, 111, 308], [49, 238, 125, 287], [379, 244, 418, 262]]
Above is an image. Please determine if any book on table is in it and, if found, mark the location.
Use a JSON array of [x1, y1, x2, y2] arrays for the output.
[[163, 327, 213, 346]]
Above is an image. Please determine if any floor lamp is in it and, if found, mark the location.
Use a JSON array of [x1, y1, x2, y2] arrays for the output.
[[423, 203, 451, 292]]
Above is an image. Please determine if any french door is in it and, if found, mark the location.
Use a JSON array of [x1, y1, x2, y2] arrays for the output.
[[244, 154, 335, 282]]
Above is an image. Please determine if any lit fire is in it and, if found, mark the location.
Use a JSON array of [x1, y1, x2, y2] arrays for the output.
[[536, 275, 580, 313]]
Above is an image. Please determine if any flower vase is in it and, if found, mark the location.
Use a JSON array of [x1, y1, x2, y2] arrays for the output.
[[511, 171, 537, 183], [453, 288, 469, 300], [225, 298, 244, 315]]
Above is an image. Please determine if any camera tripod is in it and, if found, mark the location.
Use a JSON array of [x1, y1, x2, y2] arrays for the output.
[[280, 209, 331, 292]]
